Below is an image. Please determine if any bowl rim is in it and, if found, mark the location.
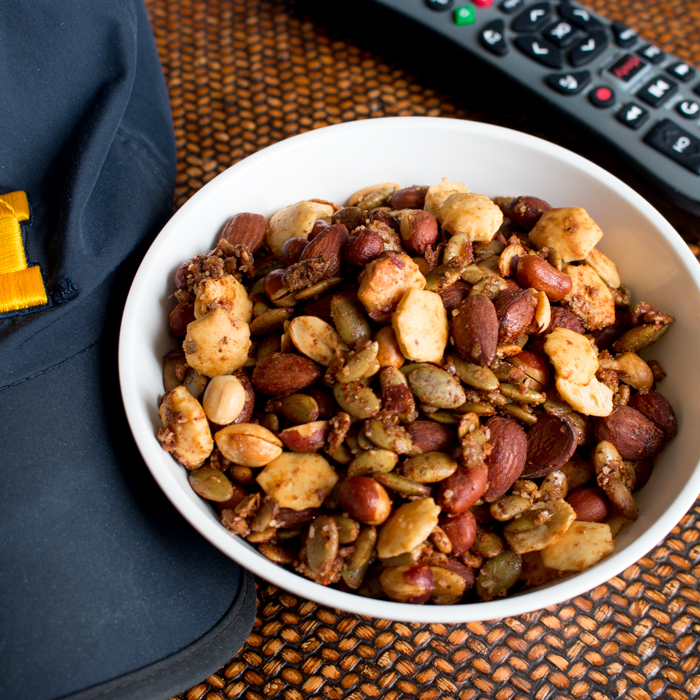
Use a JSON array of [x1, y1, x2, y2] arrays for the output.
[[119, 116, 700, 623]]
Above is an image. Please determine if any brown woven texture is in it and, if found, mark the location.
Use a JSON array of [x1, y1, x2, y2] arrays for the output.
[[144, 1, 700, 698]]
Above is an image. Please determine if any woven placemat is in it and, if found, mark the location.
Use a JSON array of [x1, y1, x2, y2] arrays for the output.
[[145, 1, 700, 698]]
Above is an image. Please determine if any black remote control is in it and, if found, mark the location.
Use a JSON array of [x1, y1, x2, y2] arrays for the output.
[[366, 0, 700, 219]]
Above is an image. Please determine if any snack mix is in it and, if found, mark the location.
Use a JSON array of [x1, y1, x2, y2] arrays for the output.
[[157, 179, 677, 605]]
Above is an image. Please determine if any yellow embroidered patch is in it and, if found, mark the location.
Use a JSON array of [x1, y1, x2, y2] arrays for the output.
[[0, 191, 48, 314]]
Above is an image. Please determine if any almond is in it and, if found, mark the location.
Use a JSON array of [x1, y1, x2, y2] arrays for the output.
[[219, 212, 267, 253], [281, 237, 309, 267], [566, 487, 609, 523], [594, 405, 665, 459], [628, 389, 677, 439], [438, 281, 471, 312], [494, 289, 537, 343], [387, 185, 429, 210], [516, 255, 572, 302], [251, 352, 321, 396], [406, 420, 456, 456], [451, 294, 499, 366], [438, 464, 488, 514], [483, 417, 527, 502], [523, 414, 578, 478], [543, 307, 585, 336], [299, 223, 349, 280]]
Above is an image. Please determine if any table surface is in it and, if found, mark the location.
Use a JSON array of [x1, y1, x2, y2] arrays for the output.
[[143, 1, 700, 698]]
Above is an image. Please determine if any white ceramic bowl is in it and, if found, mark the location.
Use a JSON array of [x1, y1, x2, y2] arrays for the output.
[[119, 117, 700, 623]]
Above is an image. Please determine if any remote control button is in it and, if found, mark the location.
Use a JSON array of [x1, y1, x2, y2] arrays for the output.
[[480, 20, 509, 56], [616, 103, 649, 129], [637, 44, 664, 64], [425, 0, 454, 10], [514, 35, 562, 69], [499, 0, 524, 13], [473, 0, 493, 6], [558, 4, 603, 30], [612, 21, 637, 48], [694, 83, 700, 97], [546, 70, 590, 95], [568, 30, 608, 67], [543, 20, 577, 47], [511, 2, 552, 32], [637, 76, 678, 108], [454, 5, 475, 24], [608, 53, 647, 83], [589, 85, 615, 108], [667, 62, 696, 83], [644, 119, 700, 175], [677, 100, 700, 120]]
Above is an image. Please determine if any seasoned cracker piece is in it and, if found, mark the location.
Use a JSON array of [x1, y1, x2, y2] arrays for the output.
[[561, 264, 615, 330]]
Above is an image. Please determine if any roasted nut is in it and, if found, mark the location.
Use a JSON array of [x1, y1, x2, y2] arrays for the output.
[[338, 476, 392, 525], [392, 288, 449, 363], [503, 500, 576, 554], [561, 264, 615, 330], [437, 192, 503, 242], [215, 423, 283, 467], [451, 294, 499, 366], [379, 563, 434, 604], [169, 301, 195, 337], [528, 207, 603, 263], [516, 255, 572, 302], [494, 289, 537, 343], [543, 306, 585, 336], [541, 521, 613, 571], [219, 212, 267, 253], [194, 274, 253, 323], [183, 306, 251, 378], [628, 389, 677, 439], [357, 251, 426, 318], [266, 200, 334, 258], [345, 228, 384, 267], [438, 464, 488, 514], [566, 487, 609, 522], [349, 182, 400, 207], [158, 386, 214, 469], [544, 327, 598, 385], [585, 246, 621, 289], [376, 497, 441, 559], [506, 350, 549, 389], [399, 209, 438, 254], [504, 196, 552, 231], [281, 236, 309, 267], [288, 315, 349, 366], [251, 352, 321, 396], [379, 366, 416, 421], [430, 566, 468, 605], [279, 420, 330, 452], [616, 352, 654, 391], [388, 185, 428, 210], [594, 406, 665, 459], [257, 452, 339, 510], [202, 374, 247, 425], [483, 417, 527, 502], [440, 511, 477, 555], [523, 414, 578, 478], [374, 326, 405, 369], [406, 420, 456, 455], [299, 223, 349, 279], [332, 206, 367, 231]]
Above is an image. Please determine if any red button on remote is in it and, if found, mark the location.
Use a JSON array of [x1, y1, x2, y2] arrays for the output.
[[473, 0, 493, 6], [589, 85, 615, 108]]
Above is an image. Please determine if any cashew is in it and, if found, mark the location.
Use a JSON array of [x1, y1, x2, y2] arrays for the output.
[[266, 200, 334, 258], [288, 315, 349, 366], [529, 207, 603, 263], [584, 246, 621, 289]]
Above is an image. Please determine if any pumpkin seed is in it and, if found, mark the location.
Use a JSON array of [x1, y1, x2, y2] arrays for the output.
[[476, 551, 523, 601], [448, 354, 500, 392], [331, 295, 372, 348], [402, 452, 458, 483], [424, 264, 464, 293], [471, 527, 505, 559], [348, 449, 398, 477], [612, 323, 670, 353], [275, 394, 319, 424], [372, 472, 432, 498], [334, 381, 382, 420], [430, 566, 467, 605], [503, 500, 576, 554], [332, 206, 367, 231], [249, 308, 291, 335], [336, 342, 380, 384], [295, 276, 343, 301], [443, 233, 472, 265], [407, 364, 466, 410], [489, 495, 532, 522], [305, 516, 339, 582], [500, 404, 538, 425], [363, 418, 413, 454], [188, 467, 234, 502], [332, 514, 361, 544]]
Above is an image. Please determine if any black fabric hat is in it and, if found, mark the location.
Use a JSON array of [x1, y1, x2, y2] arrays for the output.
[[0, 2, 256, 698]]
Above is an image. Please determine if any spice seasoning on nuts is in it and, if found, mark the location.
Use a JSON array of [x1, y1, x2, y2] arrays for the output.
[[156, 184, 677, 605]]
